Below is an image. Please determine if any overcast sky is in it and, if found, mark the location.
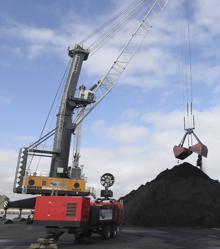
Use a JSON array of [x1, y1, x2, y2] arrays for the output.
[[0, 0, 220, 200]]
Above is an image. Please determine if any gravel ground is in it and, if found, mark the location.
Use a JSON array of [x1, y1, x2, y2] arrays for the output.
[[1, 224, 220, 249]]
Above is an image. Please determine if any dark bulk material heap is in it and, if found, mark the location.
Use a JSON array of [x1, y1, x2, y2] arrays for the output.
[[121, 163, 220, 227]]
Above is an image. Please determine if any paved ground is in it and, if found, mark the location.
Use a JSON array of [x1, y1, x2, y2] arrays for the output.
[[0, 223, 220, 249]]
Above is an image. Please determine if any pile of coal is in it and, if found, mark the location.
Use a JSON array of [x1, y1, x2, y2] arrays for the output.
[[121, 162, 220, 227]]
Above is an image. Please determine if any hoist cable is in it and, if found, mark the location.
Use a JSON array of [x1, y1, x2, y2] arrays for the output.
[[179, 0, 194, 148], [27, 59, 71, 173], [185, 0, 193, 111], [185, 0, 194, 131], [90, 1, 149, 56], [180, 24, 186, 121], [89, 0, 147, 52], [38, 59, 71, 142], [85, 0, 149, 54], [181, 0, 194, 122], [85, 0, 147, 48], [81, 0, 145, 45], [33, 59, 71, 172], [88, 4, 144, 52]]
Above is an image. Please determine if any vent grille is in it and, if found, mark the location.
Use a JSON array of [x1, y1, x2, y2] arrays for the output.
[[66, 203, 77, 217]]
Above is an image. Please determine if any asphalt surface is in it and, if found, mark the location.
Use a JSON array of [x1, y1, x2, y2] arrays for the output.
[[0, 223, 220, 249]]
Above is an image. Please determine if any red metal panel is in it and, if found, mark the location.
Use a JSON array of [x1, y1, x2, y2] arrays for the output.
[[34, 196, 90, 222], [82, 197, 90, 221]]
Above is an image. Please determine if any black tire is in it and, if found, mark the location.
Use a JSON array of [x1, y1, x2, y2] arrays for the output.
[[75, 233, 85, 244], [110, 226, 118, 238], [85, 230, 92, 238], [46, 227, 64, 241], [102, 226, 111, 240]]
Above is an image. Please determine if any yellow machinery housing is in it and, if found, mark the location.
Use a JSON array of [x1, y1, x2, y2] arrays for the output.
[[22, 175, 90, 196]]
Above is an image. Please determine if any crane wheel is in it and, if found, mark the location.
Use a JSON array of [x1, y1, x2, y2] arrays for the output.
[[74, 233, 85, 244], [85, 230, 92, 238], [102, 226, 111, 240], [46, 227, 64, 241], [110, 226, 118, 238]]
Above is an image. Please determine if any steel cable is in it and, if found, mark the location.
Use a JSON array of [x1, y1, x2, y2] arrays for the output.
[[83, 0, 150, 55], [27, 60, 71, 173], [80, 0, 144, 44]]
